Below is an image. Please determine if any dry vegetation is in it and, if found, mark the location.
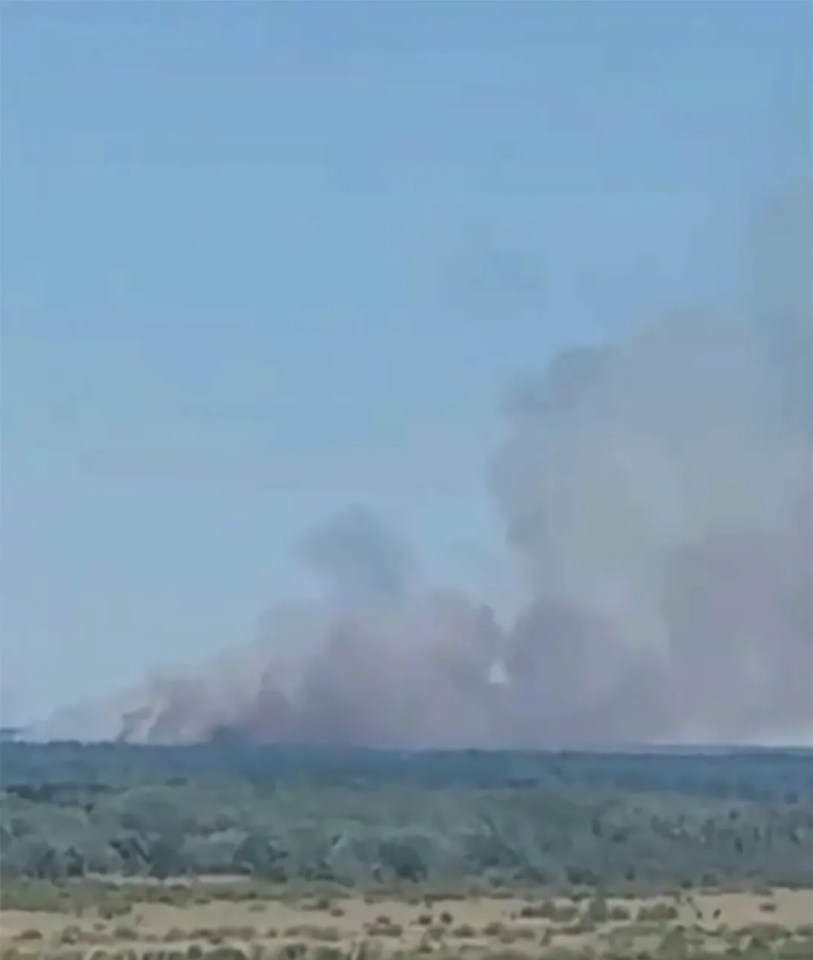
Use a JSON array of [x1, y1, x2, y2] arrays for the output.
[[2, 884, 812, 960], [2, 745, 811, 958]]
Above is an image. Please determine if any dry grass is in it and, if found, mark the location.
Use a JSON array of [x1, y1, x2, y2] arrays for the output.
[[1, 887, 811, 959]]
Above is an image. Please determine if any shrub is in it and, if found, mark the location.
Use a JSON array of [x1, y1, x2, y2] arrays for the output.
[[638, 902, 679, 922], [12, 932, 41, 942], [284, 926, 340, 943]]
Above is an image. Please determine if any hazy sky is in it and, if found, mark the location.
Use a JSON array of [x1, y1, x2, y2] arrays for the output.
[[2, 1, 810, 726]]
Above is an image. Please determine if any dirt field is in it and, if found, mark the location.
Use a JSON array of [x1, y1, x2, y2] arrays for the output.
[[2, 887, 812, 958]]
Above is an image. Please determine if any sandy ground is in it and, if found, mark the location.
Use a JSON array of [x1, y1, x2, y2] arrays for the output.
[[1, 888, 811, 957]]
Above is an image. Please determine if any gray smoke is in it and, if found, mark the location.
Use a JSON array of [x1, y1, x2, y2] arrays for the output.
[[298, 505, 414, 609], [31, 189, 813, 747], [489, 186, 812, 744]]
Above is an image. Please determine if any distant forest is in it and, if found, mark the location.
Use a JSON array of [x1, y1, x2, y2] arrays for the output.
[[1, 743, 811, 890]]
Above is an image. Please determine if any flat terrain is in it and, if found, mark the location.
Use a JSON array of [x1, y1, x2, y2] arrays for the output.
[[2, 745, 810, 957], [2, 886, 812, 959], [3, 745, 812, 890]]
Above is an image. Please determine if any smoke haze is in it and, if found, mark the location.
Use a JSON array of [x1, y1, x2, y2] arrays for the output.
[[32, 191, 813, 748]]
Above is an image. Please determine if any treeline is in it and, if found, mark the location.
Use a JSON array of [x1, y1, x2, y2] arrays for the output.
[[1, 745, 811, 890], [3, 742, 811, 800]]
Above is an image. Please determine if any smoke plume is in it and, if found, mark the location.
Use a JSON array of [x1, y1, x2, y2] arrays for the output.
[[33, 191, 813, 747], [298, 505, 414, 610]]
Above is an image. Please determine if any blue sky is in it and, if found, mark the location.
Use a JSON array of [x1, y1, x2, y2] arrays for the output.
[[2, 1, 810, 725]]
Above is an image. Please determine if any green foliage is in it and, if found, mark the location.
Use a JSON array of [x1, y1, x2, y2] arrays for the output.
[[0, 744, 811, 892]]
